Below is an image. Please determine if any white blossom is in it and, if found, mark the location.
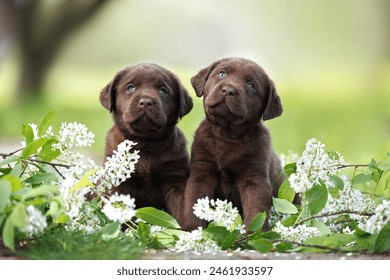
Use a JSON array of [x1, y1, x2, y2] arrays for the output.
[[273, 221, 321, 243], [101, 192, 136, 223], [192, 197, 243, 232], [320, 175, 374, 224], [24, 205, 47, 236], [68, 205, 102, 234], [174, 227, 220, 253], [359, 200, 390, 234], [56, 122, 95, 150], [289, 138, 346, 193], [94, 140, 140, 191]]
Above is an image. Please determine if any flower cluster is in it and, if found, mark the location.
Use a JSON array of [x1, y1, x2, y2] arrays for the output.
[[68, 205, 102, 234], [94, 140, 140, 191], [193, 197, 244, 232], [56, 122, 95, 150], [24, 206, 48, 236], [320, 175, 374, 224], [289, 138, 346, 193], [359, 200, 390, 234], [273, 221, 321, 243], [101, 192, 137, 223], [174, 227, 220, 253]]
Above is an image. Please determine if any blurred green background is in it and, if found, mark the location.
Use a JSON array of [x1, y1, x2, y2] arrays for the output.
[[0, 0, 389, 164]]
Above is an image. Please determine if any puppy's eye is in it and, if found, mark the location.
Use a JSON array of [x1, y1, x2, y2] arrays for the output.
[[218, 71, 227, 78], [159, 87, 168, 96], [247, 82, 256, 92], [127, 84, 136, 93]]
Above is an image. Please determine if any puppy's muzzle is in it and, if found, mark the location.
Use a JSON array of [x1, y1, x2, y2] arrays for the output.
[[221, 85, 237, 97], [138, 98, 156, 109]]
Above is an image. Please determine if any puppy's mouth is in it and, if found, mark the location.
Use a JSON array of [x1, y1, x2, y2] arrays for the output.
[[206, 103, 246, 125], [129, 113, 165, 133]]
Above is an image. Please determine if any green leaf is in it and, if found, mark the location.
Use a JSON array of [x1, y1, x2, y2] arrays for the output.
[[304, 233, 356, 248], [137, 222, 151, 243], [4, 175, 22, 192], [203, 226, 230, 244], [155, 229, 186, 247], [135, 207, 180, 229], [248, 238, 273, 253], [277, 179, 295, 202], [306, 183, 328, 215], [22, 124, 35, 145], [38, 138, 61, 162], [102, 222, 121, 240], [24, 172, 58, 185], [10, 203, 26, 228], [329, 175, 344, 189], [2, 216, 15, 251], [38, 110, 57, 137], [10, 163, 24, 177], [248, 212, 266, 232], [272, 197, 298, 214], [275, 241, 293, 252], [378, 160, 390, 171], [373, 222, 390, 253], [0, 155, 20, 167], [70, 169, 97, 192], [311, 220, 331, 236], [283, 163, 297, 176], [221, 230, 240, 250], [21, 138, 47, 159], [20, 185, 59, 200], [351, 173, 373, 185], [0, 179, 12, 213], [281, 215, 298, 227]]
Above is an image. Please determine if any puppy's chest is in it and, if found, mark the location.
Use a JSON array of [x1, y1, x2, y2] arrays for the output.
[[208, 139, 247, 169]]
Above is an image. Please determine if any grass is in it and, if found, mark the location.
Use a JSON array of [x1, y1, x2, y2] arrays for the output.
[[17, 229, 143, 260]]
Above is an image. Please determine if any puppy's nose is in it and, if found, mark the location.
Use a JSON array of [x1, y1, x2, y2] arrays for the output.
[[138, 98, 155, 109], [221, 86, 236, 97]]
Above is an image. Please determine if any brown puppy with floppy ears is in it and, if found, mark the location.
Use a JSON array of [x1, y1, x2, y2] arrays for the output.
[[100, 63, 193, 220], [181, 57, 285, 231]]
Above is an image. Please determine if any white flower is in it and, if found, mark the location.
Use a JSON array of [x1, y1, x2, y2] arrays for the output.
[[24, 205, 47, 236], [67, 205, 102, 234], [57, 122, 95, 150], [94, 140, 140, 191], [359, 200, 390, 234], [174, 227, 220, 253], [101, 192, 136, 223], [192, 197, 241, 231], [273, 221, 320, 243], [320, 175, 374, 226], [289, 138, 346, 193]]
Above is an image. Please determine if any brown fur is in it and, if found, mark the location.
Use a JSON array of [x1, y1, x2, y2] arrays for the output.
[[100, 63, 193, 220], [181, 58, 285, 231]]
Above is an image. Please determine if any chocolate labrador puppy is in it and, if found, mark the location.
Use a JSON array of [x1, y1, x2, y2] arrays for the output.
[[182, 58, 285, 230], [100, 63, 193, 219]]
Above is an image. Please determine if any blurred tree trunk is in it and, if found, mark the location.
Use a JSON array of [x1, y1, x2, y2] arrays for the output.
[[0, 0, 109, 99]]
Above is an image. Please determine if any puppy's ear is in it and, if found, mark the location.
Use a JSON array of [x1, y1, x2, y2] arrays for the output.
[[263, 79, 283, 121], [100, 71, 123, 113], [178, 84, 193, 118], [191, 61, 219, 97]]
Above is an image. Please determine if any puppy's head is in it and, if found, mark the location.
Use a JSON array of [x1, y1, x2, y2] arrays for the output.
[[191, 58, 282, 126], [100, 63, 193, 137]]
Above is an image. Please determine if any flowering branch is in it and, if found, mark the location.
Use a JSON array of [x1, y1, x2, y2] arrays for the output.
[[337, 164, 369, 169], [1, 150, 72, 179], [273, 239, 363, 253], [296, 210, 374, 225]]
